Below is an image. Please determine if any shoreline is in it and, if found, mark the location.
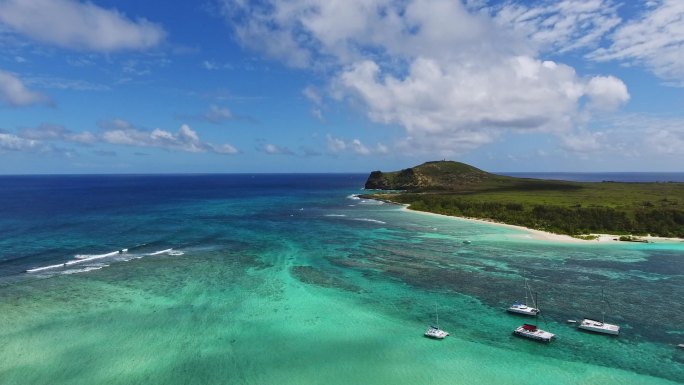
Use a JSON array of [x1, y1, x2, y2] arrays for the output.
[[395, 204, 683, 245]]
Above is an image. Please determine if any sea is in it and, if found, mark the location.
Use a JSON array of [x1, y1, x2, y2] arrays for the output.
[[0, 173, 683, 385]]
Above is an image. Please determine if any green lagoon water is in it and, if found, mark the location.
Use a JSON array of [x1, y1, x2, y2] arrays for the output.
[[0, 175, 682, 384]]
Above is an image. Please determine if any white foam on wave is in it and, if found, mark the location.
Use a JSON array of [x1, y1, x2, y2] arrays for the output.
[[147, 248, 184, 256], [26, 263, 67, 273], [347, 194, 361, 200], [352, 218, 387, 225], [359, 199, 384, 205], [74, 250, 120, 260], [26, 247, 183, 275], [60, 266, 106, 275], [147, 248, 173, 256], [324, 214, 347, 217]]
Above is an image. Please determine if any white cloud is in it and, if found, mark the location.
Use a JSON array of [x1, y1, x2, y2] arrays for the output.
[[0, 0, 165, 52], [589, 0, 684, 85], [646, 128, 684, 154], [0, 132, 41, 151], [0, 69, 50, 106], [559, 114, 684, 160], [326, 134, 347, 152], [491, 0, 621, 53], [326, 134, 386, 155], [221, 0, 630, 156], [262, 143, 294, 155], [303, 85, 324, 120], [350, 139, 370, 155], [19, 123, 96, 143], [203, 60, 219, 70], [585, 75, 630, 111], [302, 86, 322, 105], [101, 122, 238, 154], [613, 114, 684, 155], [25, 76, 110, 91], [203, 105, 235, 124], [560, 130, 605, 153]]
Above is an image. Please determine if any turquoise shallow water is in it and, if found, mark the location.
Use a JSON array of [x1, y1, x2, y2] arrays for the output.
[[0, 175, 683, 384]]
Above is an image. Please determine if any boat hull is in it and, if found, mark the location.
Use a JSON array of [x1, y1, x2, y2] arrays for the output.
[[578, 319, 620, 335], [507, 305, 540, 316], [424, 326, 449, 339]]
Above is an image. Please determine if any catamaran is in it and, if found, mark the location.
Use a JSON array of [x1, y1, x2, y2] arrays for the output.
[[512, 292, 555, 343], [507, 278, 540, 316], [424, 305, 449, 339], [513, 324, 555, 343], [578, 289, 620, 335]]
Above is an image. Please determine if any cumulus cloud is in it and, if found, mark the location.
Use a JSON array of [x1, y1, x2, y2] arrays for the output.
[[101, 121, 238, 154], [0, 69, 50, 106], [585, 75, 630, 111], [0, 0, 166, 52], [0, 132, 42, 151], [326, 134, 387, 155], [589, 0, 684, 85], [220, 0, 630, 156]]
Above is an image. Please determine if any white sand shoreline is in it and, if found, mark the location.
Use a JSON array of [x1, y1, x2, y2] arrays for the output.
[[396, 204, 683, 245]]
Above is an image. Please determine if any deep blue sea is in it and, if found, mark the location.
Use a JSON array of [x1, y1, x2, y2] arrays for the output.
[[0, 174, 683, 385]]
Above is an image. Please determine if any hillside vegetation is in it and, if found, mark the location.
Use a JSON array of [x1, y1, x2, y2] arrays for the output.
[[364, 161, 684, 238]]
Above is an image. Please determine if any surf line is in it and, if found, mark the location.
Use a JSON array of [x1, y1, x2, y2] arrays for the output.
[[26, 248, 128, 273]]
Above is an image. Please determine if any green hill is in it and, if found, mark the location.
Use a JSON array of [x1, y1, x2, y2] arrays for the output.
[[364, 161, 684, 238], [365, 161, 505, 190]]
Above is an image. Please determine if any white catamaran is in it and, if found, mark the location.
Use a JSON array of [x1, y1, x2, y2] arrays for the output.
[[512, 292, 555, 343], [578, 290, 620, 335], [507, 278, 540, 316], [425, 305, 449, 339]]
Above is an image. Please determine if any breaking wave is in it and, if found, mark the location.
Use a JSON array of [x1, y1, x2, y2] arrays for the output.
[[351, 218, 387, 225], [25, 247, 183, 276]]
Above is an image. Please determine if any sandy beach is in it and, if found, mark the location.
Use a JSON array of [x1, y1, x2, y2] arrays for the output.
[[398, 205, 683, 245]]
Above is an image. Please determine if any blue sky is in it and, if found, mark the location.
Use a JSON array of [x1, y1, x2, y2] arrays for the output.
[[1, 0, 683, 174]]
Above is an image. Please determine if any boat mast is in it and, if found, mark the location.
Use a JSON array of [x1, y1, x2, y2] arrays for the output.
[[601, 289, 606, 324], [435, 304, 439, 328]]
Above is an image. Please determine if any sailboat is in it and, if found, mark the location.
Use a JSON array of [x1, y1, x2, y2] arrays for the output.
[[513, 292, 555, 343], [424, 305, 449, 339], [507, 277, 540, 316], [578, 289, 620, 335]]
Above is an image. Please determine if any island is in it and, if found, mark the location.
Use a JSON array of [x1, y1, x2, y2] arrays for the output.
[[362, 161, 684, 239]]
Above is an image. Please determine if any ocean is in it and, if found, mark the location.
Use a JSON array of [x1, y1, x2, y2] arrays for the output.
[[0, 174, 683, 385]]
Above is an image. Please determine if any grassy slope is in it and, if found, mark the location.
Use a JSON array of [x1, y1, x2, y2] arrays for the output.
[[365, 162, 684, 237]]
